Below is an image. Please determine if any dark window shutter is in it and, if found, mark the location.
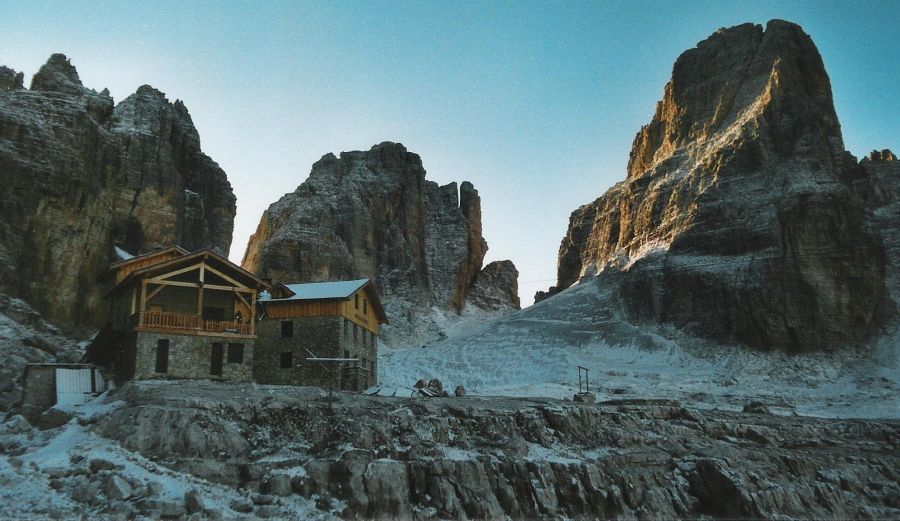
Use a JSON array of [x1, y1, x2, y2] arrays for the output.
[[155, 339, 169, 373]]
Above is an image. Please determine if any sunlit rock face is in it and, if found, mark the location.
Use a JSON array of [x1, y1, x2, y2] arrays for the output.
[[545, 20, 895, 351], [0, 54, 235, 330], [242, 142, 519, 346]]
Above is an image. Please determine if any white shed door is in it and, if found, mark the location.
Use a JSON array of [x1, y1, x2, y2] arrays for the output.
[[55, 368, 93, 407]]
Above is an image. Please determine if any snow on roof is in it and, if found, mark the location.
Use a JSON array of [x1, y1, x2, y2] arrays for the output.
[[114, 246, 134, 261], [260, 279, 370, 302]]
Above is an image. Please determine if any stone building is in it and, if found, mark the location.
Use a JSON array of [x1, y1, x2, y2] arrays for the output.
[[254, 279, 388, 391], [91, 247, 269, 382]]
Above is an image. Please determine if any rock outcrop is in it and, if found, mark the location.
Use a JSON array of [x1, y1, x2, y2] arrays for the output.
[[0, 54, 235, 330], [242, 142, 519, 345], [544, 20, 895, 351], [72, 381, 899, 520]]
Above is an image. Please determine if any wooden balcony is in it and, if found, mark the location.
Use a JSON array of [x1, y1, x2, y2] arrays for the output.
[[137, 311, 254, 337]]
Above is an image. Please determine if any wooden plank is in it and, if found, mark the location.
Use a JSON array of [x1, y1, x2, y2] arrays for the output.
[[234, 290, 250, 310], [199, 262, 205, 283], [198, 286, 204, 316], [143, 279, 239, 291], [145, 284, 165, 303], [153, 263, 201, 281], [204, 264, 251, 290]]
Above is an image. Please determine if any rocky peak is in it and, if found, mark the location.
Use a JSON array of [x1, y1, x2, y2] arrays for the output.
[[0, 66, 24, 91], [548, 20, 892, 351], [627, 20, 839, 182], [243, 142, 518, 346], [866, 149, 897, 163], [30, 53, 85, 95]]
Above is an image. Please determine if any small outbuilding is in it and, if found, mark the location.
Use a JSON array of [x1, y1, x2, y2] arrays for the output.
[[255, 279, 388, 391], [21, 363, 107, 411]]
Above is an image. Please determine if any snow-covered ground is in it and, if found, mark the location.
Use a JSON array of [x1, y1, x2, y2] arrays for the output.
[[0, 393, 331, 520], [380, 278, 900, 419]]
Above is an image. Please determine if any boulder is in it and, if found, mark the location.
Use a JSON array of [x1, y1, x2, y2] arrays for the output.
[[427, 379, 444, 395], [261, 474, 292, 497], [454, 385, 466, 397], [3, 414, 32, 434], [184, 489, 205, 514], [89, 458, 120, 474], [103, 475, 133, 501]]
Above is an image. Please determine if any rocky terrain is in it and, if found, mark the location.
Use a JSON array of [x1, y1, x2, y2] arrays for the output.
[[0, 380, 897, 520], [0, 293, 84, 413], [541, 20, 898, 352], [243, 142, 519, 346], [0, 54, 235, 331]]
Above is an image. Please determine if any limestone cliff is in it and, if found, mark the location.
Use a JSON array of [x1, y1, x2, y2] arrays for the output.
[[242, 142, 519, 345], [0, 54, 235, 330], [543, 21, 895, 351]]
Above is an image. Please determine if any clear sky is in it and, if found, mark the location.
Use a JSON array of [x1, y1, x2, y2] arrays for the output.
[[3, 1, 898, 306]]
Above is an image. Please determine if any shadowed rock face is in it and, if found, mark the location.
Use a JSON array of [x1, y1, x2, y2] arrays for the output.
[[0, 54, 235, 330], [545, 21, 894, 351], [242, 142, 519, 345]]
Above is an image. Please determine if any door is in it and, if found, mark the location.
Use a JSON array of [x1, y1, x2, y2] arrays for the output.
[[56, 368, 93, 407], [210, 343, 224, 376]]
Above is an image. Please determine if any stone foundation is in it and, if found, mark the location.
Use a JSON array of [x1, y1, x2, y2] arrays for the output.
[[133, 332, 253, 382]]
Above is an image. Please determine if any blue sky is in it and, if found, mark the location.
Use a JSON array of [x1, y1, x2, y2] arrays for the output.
[[3, 1, 898, 305]]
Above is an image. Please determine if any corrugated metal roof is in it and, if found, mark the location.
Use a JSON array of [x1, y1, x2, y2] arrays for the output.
[[260, 279, 370, 301]]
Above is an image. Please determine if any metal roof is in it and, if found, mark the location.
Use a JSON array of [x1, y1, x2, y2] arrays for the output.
[[260, 279, 370, 301]]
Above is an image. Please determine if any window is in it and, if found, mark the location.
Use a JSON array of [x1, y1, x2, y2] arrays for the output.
[[344, 350, 351, 369], [363, 299, 368, 314], [281, 320, 293, 338], [344, 319, 349, 339], [280, 351, 293, 369], [353, 324, 358, 342], [227, 343, 244, 364], [371, 334, 375, 349], [354, 294, 359, 309], [155, 339, 169, 373]]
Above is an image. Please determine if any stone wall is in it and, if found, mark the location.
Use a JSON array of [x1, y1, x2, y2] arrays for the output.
[[133, 332, 253, 382], [20, 365, 56, 409], [255, 316, 377, 390]]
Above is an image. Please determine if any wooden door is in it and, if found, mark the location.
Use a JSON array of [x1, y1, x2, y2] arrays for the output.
[[210, 343, 224, 376]]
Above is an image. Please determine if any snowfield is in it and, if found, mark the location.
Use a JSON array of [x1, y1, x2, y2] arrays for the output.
[[380, 277, 900, 420]]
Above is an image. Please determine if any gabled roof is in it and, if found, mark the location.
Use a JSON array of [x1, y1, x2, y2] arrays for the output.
[[261, 278, 388, 324], [260, 279, 370, 301], [109, 245, 190, 270], [110, 248, 269, 294]]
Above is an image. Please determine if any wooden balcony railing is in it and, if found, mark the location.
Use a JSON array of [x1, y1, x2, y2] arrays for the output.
[[139, 311, 252, 336]]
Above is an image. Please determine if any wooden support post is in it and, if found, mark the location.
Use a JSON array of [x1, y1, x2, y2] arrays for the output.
[[197, 286, 204, 324], [140, 281, 148, 326], [250, 290, 257, 335], [130, 287, 136, 315]]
